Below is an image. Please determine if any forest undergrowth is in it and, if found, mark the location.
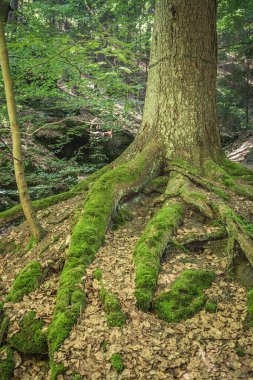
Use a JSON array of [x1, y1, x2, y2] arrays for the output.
[[0, 152, 253, 379]]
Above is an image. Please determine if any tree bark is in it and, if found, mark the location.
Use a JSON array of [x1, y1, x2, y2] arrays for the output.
[[135, 0, 222, 167], [0, 20, 44, 240]]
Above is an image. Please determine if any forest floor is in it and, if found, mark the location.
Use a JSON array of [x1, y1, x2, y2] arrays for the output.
[[1, 185, 253, 379]]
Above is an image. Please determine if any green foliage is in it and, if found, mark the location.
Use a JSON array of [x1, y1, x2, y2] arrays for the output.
[[110, 353, 124, 373], [0, 346, 14, 380], [9, 312, 47, 355], [154, 270, 215, 323], [133, 202, 184, 311], [99, 287, 126, 328], [6, 262, 43, 303]]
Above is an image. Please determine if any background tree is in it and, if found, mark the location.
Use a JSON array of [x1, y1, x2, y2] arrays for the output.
[[0, 0, 44, 240]]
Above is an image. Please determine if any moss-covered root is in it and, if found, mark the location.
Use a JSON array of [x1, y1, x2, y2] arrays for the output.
[[153, 270, 215, 323], [133, 199, 184, 311], [110, 354, 124, 373], [165, 172, 213, 218], [47, 144, 161, 379], [166, 162, 229, 200], [204, 160, 253, 200], [176, 225, 226, 246], [6, 261, 43, 303], [217, 203, 253, 268], [0, 346, 14, 380], [222, 159, 253, 183], [9, 311, 48, 355], [100, 287, 126, 328]]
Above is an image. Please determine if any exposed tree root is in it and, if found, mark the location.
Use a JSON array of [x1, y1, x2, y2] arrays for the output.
[[47, 143, 161, 379], [133, 199, 185, 311], [217, 203, 253, 268], [176, 225, 226, 246]]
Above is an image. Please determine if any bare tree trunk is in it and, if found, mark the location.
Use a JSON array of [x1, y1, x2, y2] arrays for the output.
[[0, 20, 44, 240], [135, 0, 222, 167]]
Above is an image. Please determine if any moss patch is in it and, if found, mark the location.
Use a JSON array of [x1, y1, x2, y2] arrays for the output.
[[205, 301, 217, 313], [133, 201, 184, 311], [9, 311, 48, 355], [110, 353, 124, 373], [6, 261, 43, 303], [93, 269, 103, 281], [222, 159, 253, 177], [154, 270, 215, 323], [0, 346, 14, 380], [100, 288, 126, 328], [143, 176, 168, 195]]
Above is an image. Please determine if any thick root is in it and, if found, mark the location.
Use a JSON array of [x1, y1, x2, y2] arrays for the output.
[[204, 161, 253, 200], [217, 203, 253, 269], [165, 172, 213, 218], [176, 225, 226, 246], [47, 144, 161, 379], [133, 197, 185, 311]]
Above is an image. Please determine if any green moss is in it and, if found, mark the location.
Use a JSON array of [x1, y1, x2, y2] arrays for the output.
[[47, 151, 153, 377], [9, 311, 47, 354], [0, 346, 14, 380], [204, 160, 253, 200], [222, 159, 253, 177], [154, 270, 215, 323], [205, 301, 217, 313], [235, 346, 245, 357], [247, 289, 253, 327], [93, 269, 103, 281], [143, 176, 168, 195], [110, 354, 124, 373], [99, 287, 126, 328], [25, 236, 37, 253], [133, 202, 184, 311], [6, 261, 43, 303], [112, 205, 133, 230]]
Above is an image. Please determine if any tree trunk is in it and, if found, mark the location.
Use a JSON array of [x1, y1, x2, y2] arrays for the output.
[[135, 0, 222, 167], [0, 20, 44, 240]]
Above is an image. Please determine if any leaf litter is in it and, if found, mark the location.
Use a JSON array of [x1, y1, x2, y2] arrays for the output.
[[0, 193, 253, 379]]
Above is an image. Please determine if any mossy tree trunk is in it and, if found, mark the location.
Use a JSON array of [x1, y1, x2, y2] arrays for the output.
[[134, 0, 222, 166], [0, 16, 44, 240]]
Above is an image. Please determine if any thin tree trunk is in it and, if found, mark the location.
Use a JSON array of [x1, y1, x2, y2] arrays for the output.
[[0, 20, 44, 240]]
